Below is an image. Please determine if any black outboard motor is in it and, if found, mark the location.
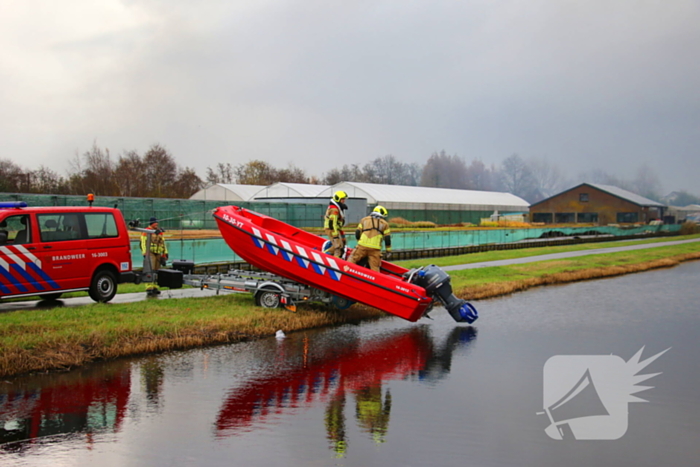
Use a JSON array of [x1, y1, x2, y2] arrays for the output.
[[410, 265, 478, 323]]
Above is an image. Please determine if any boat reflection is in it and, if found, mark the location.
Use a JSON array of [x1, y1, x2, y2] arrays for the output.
[[0, 361, 131, 451], [214, 325, 477, 456]]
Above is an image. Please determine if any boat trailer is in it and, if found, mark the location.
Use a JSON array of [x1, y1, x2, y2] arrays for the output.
[[129, 218, 477, 323], [181, 268, 355, 312]]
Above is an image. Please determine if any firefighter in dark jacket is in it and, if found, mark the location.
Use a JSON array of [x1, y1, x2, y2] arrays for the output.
[[348, 206, 391, 272], [324, 190, 348, 258]]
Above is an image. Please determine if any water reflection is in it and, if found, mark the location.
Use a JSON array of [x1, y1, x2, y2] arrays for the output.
[[0, 361, 131, 452], [215, 326, 476, 456], [141, 357, 165, 409]]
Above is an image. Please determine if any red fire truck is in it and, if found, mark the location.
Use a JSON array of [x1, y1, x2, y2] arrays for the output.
[[0, 201, 135, 302]]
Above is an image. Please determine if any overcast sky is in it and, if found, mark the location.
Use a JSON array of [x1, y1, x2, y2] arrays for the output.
[[1, 0, 698, 193]]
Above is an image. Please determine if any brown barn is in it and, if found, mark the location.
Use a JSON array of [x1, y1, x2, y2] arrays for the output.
[[529, 183, 666, 225]]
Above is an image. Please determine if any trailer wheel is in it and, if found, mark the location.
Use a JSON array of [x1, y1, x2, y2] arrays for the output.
[[89, 269, 117, 303], [332, 295, 355, 310], [255, 286, 281, 309]]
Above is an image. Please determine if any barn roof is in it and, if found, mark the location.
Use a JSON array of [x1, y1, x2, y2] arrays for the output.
[[530, 183, 666, 208], [587, 183, 665, 207]]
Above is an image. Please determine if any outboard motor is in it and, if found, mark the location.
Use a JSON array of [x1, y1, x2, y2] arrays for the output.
[[410, 265, 478, 324]]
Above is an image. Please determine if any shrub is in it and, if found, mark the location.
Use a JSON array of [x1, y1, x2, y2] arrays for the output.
[[387, 217, 437, 228], [388, 217, 412, 226], [680, 221, 700, 235]]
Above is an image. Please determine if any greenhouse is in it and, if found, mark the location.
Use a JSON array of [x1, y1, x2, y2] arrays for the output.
[[317, 182, 530, 225], [0, 193, 325, 229], [2, 181, 529, 229]]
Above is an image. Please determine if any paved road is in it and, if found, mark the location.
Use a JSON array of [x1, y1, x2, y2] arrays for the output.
[[0, 287, 218, 313], [3, 237, 699, 312]]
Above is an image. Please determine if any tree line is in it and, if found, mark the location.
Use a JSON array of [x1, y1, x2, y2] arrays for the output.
[[2, 143, 698, 205], [0, 144, 201, 199]]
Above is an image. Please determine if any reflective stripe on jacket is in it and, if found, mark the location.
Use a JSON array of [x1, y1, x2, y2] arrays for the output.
[[141, 231, 168, 255], [355, 215, 391, 250], [323, 202, 344, 236]]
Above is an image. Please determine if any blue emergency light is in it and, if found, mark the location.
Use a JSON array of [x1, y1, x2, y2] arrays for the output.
[[0, 201, 28, 208]]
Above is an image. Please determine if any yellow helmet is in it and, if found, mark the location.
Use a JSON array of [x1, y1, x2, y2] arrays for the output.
[[333, 190, 348, 202], [372, 205, 388, 218]]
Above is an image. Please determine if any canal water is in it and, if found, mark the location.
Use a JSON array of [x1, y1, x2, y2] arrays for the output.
[[2, 262, 699, 466]]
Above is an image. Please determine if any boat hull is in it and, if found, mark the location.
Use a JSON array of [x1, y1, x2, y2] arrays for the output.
[[213, 206, 432, 321]]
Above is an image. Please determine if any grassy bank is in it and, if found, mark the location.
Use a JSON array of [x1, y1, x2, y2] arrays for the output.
[[0, 295, 385, 377], [1, 236, 699, 378], [449, 244, 700, 299]]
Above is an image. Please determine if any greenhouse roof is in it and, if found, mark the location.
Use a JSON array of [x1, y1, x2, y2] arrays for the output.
[[317, 182, 530, 207], [189, 184, 267, 201], [253, 183, 329, 199]]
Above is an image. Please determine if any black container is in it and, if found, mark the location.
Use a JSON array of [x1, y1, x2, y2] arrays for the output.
[[172, 260, 195, 274], [157, 269, 184, 289]]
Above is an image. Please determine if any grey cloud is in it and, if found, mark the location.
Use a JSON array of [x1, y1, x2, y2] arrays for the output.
[[1, 0, 699, 191]]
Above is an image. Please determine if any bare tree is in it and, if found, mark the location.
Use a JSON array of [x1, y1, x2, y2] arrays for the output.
[[31, 166, 68, 194], [276, 164, 309, 183], [173, 167, 204, 198], [498, 153, 538, 201], [66, 143, 118, 195], [322, 164, 365, 184], [464, 159, 498, 191], [575, 168, 630, 190], [631, 165, 662, 201], [234, 160, 278, 185], [205, 162, 235, 185], [0, 159, 26, 192], [420, 151, 467, 189], [322, 167, 344, 185], [114, 150, 148, 197], [142, 144, 178, 197], [367, 155, 420, 186], [528, 156, 567, 200]]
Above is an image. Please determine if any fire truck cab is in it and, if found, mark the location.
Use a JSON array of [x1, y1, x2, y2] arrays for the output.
[[0, 202, 135, 302]]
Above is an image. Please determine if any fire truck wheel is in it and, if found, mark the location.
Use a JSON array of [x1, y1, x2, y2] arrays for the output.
[[255, 286, 281, 308], [89, 269, 117, 303]]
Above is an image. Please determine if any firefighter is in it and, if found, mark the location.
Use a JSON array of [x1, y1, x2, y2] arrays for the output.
[[348, 205, 391, 272], [323, 190, 348, 258], [324, 391, 348, 458], [354, 385, 392, 444], [140, 217, 168, 295]]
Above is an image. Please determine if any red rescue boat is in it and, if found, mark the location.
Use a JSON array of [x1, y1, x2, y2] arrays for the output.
[[213, 205, 477, 323]]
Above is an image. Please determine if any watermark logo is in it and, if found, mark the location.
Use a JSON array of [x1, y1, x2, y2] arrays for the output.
[[538, 347, 669, 440]]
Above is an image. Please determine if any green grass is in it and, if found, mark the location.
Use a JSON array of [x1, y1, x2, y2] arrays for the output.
[[395, 234, 700, 270], [447, 240, 700, 288]]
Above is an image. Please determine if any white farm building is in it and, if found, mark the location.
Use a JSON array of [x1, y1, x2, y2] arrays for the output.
[[190, 181, 529, 226]]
